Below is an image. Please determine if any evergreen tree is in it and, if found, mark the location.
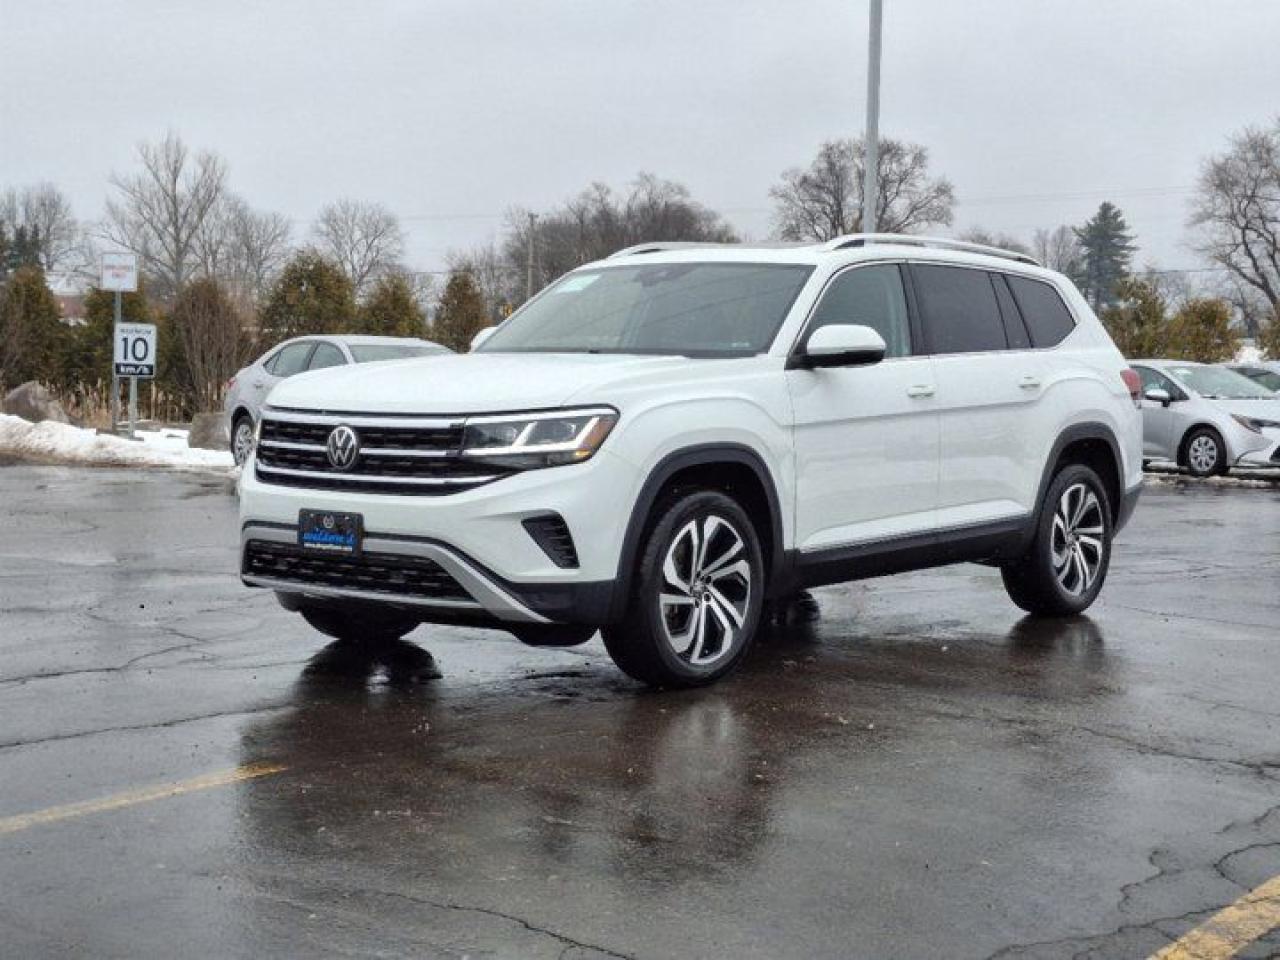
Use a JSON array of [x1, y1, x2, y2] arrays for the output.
[[432, 270, 488, 352], [259, 251, 356, 344], [354, 273, 426, 337], [1101, 278, 1168, 358], [0, 265, 65, 387], [1074, 202, 1136, 311], [1165, 298, 1239, 362], [1260, 311, 1280, 361]]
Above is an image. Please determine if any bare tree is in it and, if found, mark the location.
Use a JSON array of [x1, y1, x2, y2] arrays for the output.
[[1189, 120, 1280, 314], [0, 183, 82, 272], [194, 195, 292, 305], [103, 133, 227, 300], [770, 138, 954, 241], [312, 199, 405, 297], [170, 278, 251, 410], [1032, 226, 1084, 275], [501, 174, 736, 296], [957, 227, 1031, 256]]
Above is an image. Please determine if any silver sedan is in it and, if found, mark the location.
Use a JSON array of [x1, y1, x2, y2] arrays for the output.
[[224, 335, 449, 465], [1132, 360, 1280, 476]]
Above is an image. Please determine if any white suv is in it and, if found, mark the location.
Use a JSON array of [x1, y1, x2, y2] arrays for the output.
[[238, 235, 1144, 687]]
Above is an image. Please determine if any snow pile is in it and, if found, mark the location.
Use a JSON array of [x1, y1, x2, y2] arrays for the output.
[[0, 414, 235, 474]]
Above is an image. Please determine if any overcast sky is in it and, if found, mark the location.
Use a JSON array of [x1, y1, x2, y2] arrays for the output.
[[3, 0, 1278, 277]]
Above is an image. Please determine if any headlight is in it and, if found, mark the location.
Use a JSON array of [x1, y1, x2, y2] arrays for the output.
[[461, 408, 618, 469], [1230, 414, 1280, 434]]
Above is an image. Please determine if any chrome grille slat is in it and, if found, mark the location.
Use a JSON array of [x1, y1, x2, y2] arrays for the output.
[[255, 410, 509, 496]]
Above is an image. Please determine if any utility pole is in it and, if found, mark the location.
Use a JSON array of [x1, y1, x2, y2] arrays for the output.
[[861, 0, 883, 235], [525, 212, 538, 301]]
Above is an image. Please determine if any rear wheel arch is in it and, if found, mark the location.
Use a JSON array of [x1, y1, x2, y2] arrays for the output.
[[611, 444, 785, 620], [1035, 424, 1125, 525]]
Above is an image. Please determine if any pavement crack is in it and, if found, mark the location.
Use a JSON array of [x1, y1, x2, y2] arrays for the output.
[[0, 641, 209, 687], [0, 702, 290, 751], [371, 887, 637, 959]]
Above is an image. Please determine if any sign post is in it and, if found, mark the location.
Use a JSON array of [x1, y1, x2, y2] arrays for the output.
[[101, 253, 143, 438]]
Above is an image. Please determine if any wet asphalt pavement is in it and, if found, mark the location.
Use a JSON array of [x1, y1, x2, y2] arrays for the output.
[[1, 465, 1277, 959]]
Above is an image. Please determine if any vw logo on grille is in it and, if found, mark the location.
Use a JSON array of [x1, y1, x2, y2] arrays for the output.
[[326, 425, 360, 471]]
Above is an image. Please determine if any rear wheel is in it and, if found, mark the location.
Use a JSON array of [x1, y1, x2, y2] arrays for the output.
[[298, 603, 419, 643], [1182, 427, 1226, 478], [600, 490, 764, 687], [231, 415, 255, 466], [1001, 464, 1113, 617]]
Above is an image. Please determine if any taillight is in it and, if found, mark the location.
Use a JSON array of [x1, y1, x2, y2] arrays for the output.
[[225, 376, 237, 393], [1120, 368, 1142, 408]]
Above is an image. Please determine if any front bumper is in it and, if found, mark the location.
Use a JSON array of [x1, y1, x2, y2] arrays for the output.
[[238, 450, 636, 625]]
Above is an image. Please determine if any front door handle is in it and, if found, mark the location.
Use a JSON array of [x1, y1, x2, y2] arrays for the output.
[[906, 384, 935, 398], [1018, 376, 1042, 390]]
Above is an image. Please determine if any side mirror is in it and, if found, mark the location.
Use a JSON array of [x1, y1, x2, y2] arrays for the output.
[[470, 326, 497, 352], [790, 324, 887, 370], [1143, 387, 1172, 407]]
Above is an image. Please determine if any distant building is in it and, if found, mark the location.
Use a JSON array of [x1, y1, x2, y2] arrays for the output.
[[55, 294, 87, 327]]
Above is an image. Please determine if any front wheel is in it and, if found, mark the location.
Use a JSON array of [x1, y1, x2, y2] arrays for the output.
[[1001, 464, 1113, 617], [600, 490, 764, 687], [1183, 427, 1226, 478], [231, 415, 255, 466]]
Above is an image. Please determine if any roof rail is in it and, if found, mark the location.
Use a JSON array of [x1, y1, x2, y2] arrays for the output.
[[823, 233, 1041, 267], [608, 241, 734, 259]]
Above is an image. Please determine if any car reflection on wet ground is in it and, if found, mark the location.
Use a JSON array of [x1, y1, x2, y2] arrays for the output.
[[1, 465, 1277, 959]]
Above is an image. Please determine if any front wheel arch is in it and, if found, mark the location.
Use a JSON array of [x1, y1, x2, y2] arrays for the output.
[[1178, 424, 1229, 475], [610, 444, 785, 621]]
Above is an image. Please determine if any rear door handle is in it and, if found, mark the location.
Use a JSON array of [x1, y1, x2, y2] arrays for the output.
[[1018, 376, 1042, 390], [906, 384, 935, 398]]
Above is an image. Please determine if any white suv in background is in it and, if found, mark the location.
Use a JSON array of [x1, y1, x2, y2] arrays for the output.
[[238, 235, 1143, 687]]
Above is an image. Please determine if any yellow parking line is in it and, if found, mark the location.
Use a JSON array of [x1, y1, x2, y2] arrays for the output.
[[0, 761, 286, 836], [1151, 873, 1280, 960]]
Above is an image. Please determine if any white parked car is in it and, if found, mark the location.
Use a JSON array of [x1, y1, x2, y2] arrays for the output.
[[238, 235, 1143, 687], [1132, 360, 1280, 476], [224, 336, 449, 464]]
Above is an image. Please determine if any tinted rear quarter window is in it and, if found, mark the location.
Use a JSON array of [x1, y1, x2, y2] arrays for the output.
[[911, 264, 1007, 354], [1007, 276, 1077, 348]]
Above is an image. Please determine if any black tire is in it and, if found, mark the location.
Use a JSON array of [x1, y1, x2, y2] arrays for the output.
[[231, 414, 255, 466], [509, 624, 597, 648], [1181, 426, 1227, 478], [600, 490, 765, 688], [298, 603, 419, 643], [1001, 463, 1113, 617]]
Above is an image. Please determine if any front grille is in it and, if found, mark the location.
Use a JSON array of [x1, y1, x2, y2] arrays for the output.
[[242, 540, 471, 602], [255, 410, 509, 495]]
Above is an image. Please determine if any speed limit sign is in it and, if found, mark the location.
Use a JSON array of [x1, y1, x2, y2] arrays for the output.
[[113, 323, 157, 378]]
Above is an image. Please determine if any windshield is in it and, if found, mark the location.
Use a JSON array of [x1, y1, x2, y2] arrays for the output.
[[1167, 365, 1275, 399], [350, 344, 445, 363], [478, 262, 814, 357]]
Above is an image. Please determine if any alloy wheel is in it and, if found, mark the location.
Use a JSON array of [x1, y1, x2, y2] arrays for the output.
[[659, 514, 752, 666], [1051, 482, 1105, 597]]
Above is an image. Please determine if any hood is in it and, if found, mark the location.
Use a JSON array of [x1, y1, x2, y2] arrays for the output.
[[264, 352, 706, 414]]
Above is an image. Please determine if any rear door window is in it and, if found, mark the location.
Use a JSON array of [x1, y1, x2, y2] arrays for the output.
[[307, 342, 347, 371], [911, 264, 1007, 354], [272, 342, 315, 377], [1006, 276, 1077, 348], [991, 273, 1031, 350]]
